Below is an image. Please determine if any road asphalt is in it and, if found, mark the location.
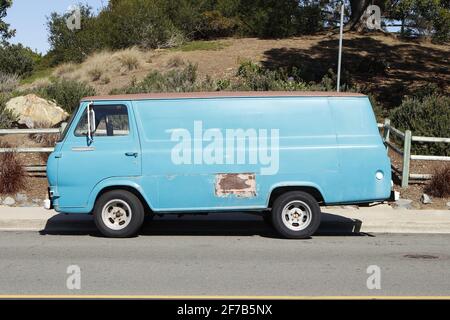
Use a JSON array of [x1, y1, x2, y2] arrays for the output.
[[0, 229, 449, 296]]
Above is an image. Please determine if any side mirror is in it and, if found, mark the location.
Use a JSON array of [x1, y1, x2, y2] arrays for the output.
[[87, 103, 96, 143]]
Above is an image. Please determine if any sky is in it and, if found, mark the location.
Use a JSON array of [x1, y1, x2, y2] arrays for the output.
[[4, 0, 107, 54]]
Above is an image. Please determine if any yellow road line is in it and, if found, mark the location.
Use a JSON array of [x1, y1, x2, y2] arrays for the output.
[[0, 295, 450, 300]]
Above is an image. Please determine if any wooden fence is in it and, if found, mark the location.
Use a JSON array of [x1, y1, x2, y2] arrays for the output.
[[0, 128, 59, 175], [379, 119, 450, 188], [1, 121, 450, 186]]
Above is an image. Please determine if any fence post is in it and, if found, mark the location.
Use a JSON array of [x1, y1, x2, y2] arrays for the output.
[[383, 118, 390, 146], [401, 130, 412, 188]]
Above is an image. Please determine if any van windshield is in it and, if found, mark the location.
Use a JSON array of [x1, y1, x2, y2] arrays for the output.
[[58, 105, 80, 142]]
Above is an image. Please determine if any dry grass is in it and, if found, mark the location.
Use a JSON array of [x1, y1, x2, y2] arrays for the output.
[[425, 164, 450, 198], [19, 33, 448, 98], [0, 142, 26, 194], [54, 62, 77, 77], [166, 56, 185, 68], [52, 47, 151, 86], [114, 47, 142, 71], [0, 72, 19, 93], [87, 66, 104, 81]]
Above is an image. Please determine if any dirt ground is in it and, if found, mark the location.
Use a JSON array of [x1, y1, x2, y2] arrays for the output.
[[20, 32, 450, 112], [389, 149, 450, 209]]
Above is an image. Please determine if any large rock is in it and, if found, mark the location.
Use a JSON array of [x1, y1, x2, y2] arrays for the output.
[[2, 197, 15, 206], [5, 94, 68, 128]]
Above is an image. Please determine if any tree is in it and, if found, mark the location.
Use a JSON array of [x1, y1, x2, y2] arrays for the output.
[[47, 4, 107, 64], [0, 0, 15, 43]]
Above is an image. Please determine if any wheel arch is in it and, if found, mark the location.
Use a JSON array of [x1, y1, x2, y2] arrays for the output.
[[267, 184, 325, 208], [87, 179, 154, 214]]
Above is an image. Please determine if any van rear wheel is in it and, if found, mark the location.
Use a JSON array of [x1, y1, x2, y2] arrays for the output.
[[271, 191, 321, 239], [93, 190, 145, 238]]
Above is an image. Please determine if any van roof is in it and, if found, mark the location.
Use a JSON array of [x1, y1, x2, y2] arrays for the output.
[[81, 91, 366, 102]]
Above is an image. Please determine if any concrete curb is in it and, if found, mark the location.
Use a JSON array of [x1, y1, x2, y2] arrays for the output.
[[0, 206, 449, 234]]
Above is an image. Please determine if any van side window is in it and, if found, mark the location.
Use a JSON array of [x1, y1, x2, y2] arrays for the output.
[[75, 105, 130, 137]]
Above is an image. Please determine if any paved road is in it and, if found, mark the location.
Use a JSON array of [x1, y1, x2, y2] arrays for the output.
[[0, 218, 449, 296]]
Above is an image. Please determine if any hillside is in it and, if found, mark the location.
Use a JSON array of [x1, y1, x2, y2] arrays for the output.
[[21, 32, 450, 111]]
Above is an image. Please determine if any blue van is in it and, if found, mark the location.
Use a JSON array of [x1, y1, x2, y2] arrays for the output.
[[45, 91, 391, 238]]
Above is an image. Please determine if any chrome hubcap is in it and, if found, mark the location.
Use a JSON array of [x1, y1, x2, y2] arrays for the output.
[[101, 199, 132, 230], [281, 200, 312, 231]]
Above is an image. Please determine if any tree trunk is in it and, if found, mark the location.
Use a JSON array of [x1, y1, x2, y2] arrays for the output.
[[348, 0, 371, 30]]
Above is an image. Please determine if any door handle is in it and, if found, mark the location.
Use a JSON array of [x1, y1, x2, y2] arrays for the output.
[[125, 152, 138, 157]]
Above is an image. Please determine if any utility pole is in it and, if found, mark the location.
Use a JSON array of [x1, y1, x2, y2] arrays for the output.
[[337, 2, 345, 92]]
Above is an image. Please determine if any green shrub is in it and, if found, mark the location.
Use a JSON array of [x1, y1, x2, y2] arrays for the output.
[[410, 83, 441, 100], [234, 61, 308, 91], [0, 44, 36, 77], [114, 63, 207, 94], [200, 10, 239, 38], [47, 5, 107, 64], [0, 94, 17, 129], [390, 94, 450, 156], [38, 79, 96, 113]]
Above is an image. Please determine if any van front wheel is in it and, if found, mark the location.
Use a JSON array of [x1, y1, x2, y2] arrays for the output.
[[271, 191, 321, 239], [93, 190, 145, 238]]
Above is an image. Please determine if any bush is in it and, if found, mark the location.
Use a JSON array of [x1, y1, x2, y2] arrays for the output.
[[0, 72, 19, 93], [200, 10, 239, 38], [425, 164, 450, 198], [47, 5, 107, 64], [116, 49, 141, 71], [114, 63, 204, 93], [87, 66, 103, 81], [0, 94, 17, 129], [390, 94, 450, 156], [0, 142, 26, 195], [38, 79, 96, 113], [0, 44, 36, 77]]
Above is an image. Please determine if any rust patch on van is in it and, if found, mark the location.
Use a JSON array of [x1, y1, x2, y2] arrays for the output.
[[215, 173, 256, 198]]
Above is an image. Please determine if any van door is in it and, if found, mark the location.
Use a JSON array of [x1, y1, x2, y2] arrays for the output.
[[57, 101, 141, 208]]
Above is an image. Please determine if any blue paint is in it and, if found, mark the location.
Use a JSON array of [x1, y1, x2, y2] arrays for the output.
[[47, 94, 391, 214]]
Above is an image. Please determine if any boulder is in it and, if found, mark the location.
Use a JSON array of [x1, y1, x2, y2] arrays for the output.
[[2, 197, 15, 206], [5, 94, 68, 128], [15, 193, 28, 203]]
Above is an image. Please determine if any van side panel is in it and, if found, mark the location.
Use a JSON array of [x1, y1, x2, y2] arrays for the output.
[[329, 97, 391, 203], [133, 97, 341, 211]]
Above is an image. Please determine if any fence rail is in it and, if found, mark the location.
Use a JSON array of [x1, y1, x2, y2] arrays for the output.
[[380, 118, 450, 188], [1, 122, 449, 184], [0, 128, 59, 174]]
